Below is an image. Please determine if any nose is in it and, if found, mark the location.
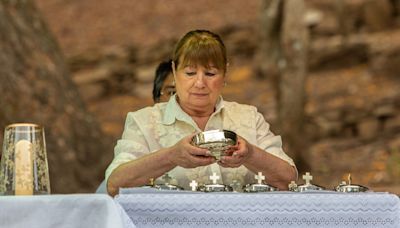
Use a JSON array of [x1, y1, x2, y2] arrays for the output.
[[194, 73, 206, 88]]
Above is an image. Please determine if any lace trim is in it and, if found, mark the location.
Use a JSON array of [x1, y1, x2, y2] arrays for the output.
[[130, 216, 396, 226], [116, 192, 400, 227]]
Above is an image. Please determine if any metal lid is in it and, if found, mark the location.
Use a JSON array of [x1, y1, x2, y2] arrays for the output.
[[198, 184, 233, 192], [335, 174, 369, 193], [297, 183, 325, 192], [335, 184, 369, 193], [243, 183, 278, 192], [243, 172, 278, 192], [295, 172, 325, 192], [197, 172, 233, 192], [155, 183, 184, 191]]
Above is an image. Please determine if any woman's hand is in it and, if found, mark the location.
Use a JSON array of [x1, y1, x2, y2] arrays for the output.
[[169, 134, 216, 168], [218, 136, 253, 168]]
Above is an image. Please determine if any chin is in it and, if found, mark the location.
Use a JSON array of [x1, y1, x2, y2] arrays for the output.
[[189, 101, 211, 108], [191, 102, 209, 107]]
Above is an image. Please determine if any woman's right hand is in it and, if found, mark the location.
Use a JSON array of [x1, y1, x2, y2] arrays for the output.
[[169, 134, 216, 168]]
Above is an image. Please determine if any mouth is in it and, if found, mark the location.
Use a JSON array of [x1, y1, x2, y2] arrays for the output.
[[191, 92, 208, 97]]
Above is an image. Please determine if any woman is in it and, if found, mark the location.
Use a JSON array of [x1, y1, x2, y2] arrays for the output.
[[96, 60, 176, 194], [152, 60, 176, 103], [106, 30, 297, 196]]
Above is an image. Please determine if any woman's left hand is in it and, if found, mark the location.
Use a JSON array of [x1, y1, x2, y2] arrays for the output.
[[218, 136, 253, 168]]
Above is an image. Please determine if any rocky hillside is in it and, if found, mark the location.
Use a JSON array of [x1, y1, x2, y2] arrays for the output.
[[36, 0, 400, 193]]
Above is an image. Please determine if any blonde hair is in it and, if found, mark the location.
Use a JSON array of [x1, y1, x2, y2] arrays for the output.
[[172, 30, 227, 73]]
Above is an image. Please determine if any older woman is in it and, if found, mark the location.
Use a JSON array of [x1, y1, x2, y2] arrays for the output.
[[106, 30, 297, 196]]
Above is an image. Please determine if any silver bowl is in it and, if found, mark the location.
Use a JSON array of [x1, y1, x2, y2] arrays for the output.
[[243, 183, 278, 192], [191, 129, 237, 160], [156, 183, 184, 191], [296, 183, 325, 192], [198, 184, 233, 192], [335, 183, 369, 193]]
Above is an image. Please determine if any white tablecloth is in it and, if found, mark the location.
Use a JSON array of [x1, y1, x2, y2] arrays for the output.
[[0, 194, 136, 228], [115, 190, 400, 228]]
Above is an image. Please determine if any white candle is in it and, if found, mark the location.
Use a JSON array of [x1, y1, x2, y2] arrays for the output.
[[15, 140, 33, 195]]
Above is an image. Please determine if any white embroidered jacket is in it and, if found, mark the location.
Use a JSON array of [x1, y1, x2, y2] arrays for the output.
[[105, 95, 295, 190]]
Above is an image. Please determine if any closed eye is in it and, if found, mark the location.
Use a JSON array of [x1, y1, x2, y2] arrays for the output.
[[186, 72, 196, 76], [205, 72, 216, 77]]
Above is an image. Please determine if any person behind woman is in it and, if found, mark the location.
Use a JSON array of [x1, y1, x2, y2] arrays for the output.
[[106, 29, 297, 196], [152, 60, 176, 103], [96, 60, 176, 194]]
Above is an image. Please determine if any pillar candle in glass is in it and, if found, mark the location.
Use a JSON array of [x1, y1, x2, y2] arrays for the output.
[[0, 123, 51, 195]]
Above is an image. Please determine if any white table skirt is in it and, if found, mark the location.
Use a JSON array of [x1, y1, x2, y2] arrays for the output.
[[0, 194, 136, 228], [115, 190, 400, 228]]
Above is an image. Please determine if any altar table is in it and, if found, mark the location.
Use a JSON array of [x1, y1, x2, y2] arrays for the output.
[[0, 194, 135, 228], [115, 189, 400, 228]]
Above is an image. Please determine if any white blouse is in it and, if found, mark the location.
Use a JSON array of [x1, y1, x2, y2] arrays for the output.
[[105, 95, 295, 190]]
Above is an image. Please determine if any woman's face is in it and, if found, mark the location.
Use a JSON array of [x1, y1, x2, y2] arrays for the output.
[[174, 63, 224, 113]]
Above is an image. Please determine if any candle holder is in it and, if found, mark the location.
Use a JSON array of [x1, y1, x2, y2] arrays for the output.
[[0, 123, 50, 195]]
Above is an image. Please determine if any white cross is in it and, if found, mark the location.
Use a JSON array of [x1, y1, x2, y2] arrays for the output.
[[255, 172, 265, 184], [303, 172, 313, 185], [210, 172, 220, 184], [162, 173, 172, 184], [190, 180, 198, 191]]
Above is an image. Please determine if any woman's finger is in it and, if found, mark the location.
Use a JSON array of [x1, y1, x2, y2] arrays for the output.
[[187, 145, 210, 156]]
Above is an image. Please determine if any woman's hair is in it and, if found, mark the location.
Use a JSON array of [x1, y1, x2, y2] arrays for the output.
[[172, 30, 227, 72], [152, 60, 172, 102]]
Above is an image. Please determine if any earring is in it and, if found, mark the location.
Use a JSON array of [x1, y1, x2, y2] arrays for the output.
[[223, 81, 227, 87]]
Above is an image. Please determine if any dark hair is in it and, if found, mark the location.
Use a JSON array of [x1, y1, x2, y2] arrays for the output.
[[172, 30, 227, 73], [152, 60, 173, 102]]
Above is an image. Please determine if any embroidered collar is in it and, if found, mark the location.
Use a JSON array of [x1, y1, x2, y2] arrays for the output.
[[162, 94, 225, 125]]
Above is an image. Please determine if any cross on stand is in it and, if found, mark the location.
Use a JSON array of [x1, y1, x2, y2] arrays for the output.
[[190, 180, 198, 191], [302, 172, 313, 185], [255, 172, 265, 185], [162, 173, 172, 184], [210, 172, 220, 184]]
